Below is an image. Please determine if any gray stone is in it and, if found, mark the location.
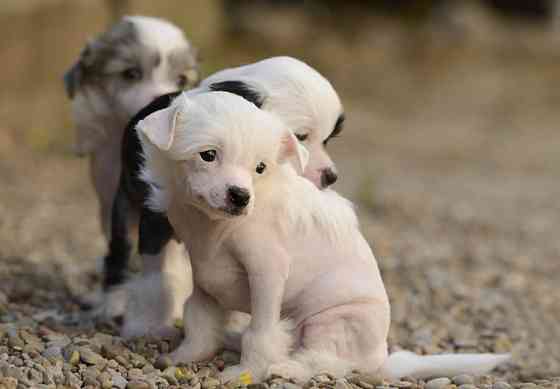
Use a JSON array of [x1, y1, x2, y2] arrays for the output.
[[492, 383, 512, 389], [42, 346, 62, 359], [110, 370, 128, 389]]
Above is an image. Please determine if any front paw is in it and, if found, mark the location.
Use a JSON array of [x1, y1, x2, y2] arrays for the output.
[[220, 364, 263, 384]]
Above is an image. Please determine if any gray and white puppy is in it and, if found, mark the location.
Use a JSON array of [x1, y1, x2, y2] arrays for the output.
[[64, 16, 198, 297], [64, 15, 198, 241]]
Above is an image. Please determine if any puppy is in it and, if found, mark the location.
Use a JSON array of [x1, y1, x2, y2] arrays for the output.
[[112, 57, 345, 337], [137, 91, 510, 383], [63, 16, 198, 296], [200, 56, 343, 189]]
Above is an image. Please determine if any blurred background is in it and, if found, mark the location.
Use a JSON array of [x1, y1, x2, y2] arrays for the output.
[[0, 0, 559, 381]]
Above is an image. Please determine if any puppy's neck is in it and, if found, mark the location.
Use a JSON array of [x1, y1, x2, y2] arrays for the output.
[[168, 199, 242, 262]]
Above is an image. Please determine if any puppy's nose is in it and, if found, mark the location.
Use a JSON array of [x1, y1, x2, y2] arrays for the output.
[[227, 186, 251, 208], [321, 168, 338, 188]]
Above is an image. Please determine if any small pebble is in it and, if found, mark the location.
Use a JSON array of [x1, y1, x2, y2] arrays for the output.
[[453, 376, 475, 386], [493, 383, 512, 389], [68, 350, 80, 366], [126, 380, 151, 389], [202, 377, 221, 389], [426, 378, 452, 389], [335, 380, 353, 389], [154, 356, 172, 370]]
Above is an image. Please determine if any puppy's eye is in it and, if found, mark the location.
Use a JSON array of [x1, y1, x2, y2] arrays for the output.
[[256, 162, 266, 174], [177, 74, 188, 89], [199, 150, 217, 162], [295, 133, 308, 142], [121, 68, 143, 82]]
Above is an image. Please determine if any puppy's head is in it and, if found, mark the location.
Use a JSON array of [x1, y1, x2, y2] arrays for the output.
[[201, 56, 343, 189], [64, 16, 198, 118], [137, 92, 307, 220]]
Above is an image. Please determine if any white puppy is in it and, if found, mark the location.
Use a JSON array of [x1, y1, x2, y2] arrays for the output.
[[136, 92, 510, 382], [120, 56, 345, 338], [200, 56, 343, 189]]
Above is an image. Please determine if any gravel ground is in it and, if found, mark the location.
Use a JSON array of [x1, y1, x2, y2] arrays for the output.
[[1, 5, 560, 388]]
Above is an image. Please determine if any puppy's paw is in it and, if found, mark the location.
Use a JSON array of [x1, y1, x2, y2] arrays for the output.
[[101, 287, 129, 319], [267, 360, 311, 383], [79, 286, 128, 323]]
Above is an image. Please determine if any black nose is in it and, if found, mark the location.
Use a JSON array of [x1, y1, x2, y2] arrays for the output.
[[321, 168, 338, 187], [227, 186, 251, 208]]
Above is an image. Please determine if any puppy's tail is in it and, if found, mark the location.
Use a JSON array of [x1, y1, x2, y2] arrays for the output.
[[380, 351, 511, 380]]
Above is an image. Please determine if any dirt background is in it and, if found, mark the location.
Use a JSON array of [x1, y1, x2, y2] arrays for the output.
[[0, 0, 559, 383]]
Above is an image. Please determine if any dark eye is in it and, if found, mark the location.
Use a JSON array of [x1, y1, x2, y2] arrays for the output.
[[256, 162, 266, 174], [177, 74, 188, 89], [121, 68, 143, 82], [199, 150, 217, 162], [295, 133, 308, 142]]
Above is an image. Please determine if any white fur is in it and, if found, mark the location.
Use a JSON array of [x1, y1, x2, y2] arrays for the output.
[[137, 92, 510, 383], [121, 240, 192, 339]]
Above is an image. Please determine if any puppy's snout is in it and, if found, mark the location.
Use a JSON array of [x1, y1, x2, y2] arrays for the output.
[[227, 186, 251, 208], [321, 168, 338, 188]]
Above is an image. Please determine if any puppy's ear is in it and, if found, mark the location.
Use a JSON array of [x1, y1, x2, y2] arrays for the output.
[[279, 131, 309, 174], [136, 103, 182, 151], [63, 61, 82, 99], [208, 80, 265, 108], [63, 43, 94, 99]]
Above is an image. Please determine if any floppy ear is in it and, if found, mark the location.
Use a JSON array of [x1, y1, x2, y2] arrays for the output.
[[63, 43, 95, 99], [136, 104, 181, 151], [63, 61, 82, 99], [279, 131, 309, 174]]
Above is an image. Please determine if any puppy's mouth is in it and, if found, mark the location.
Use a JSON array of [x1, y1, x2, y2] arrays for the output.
[[221, 205, 249, 217]]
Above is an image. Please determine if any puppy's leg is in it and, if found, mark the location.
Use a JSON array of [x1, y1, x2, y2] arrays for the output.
[[80, 177, 131, 319], [90, 145, 121, 240], [121, 209, 192, 338], [168, 286, 226, 363], [220, 248, 292, 383], [103, 179, 132, 289], [138, 208, 174, 273], [268, 301, 389, 382], [121, 241, 191, 338], [222, 311, 251, 352]]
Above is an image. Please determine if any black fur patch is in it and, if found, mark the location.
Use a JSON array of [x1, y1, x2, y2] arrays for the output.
[[138, 208, 174, 255], [102, 92, 181, 290], [209, 80, 265, 108], [324, 113, 345, 146], [103, 179, 132, 289]]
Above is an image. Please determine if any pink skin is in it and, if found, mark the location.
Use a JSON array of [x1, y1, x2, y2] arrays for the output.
[[302, 143, 337, 189]]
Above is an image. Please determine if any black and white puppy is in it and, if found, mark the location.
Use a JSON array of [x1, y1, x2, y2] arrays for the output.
[[63, 16, 198, 299], [109, 57, 346, 337]]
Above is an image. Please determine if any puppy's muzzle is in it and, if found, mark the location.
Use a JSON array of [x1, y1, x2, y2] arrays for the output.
[[227, 185, 251, 214], [321, 168, 338, 188]]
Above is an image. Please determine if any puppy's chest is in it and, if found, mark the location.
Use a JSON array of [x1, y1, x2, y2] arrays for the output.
[[192, 251, 250, 311]]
